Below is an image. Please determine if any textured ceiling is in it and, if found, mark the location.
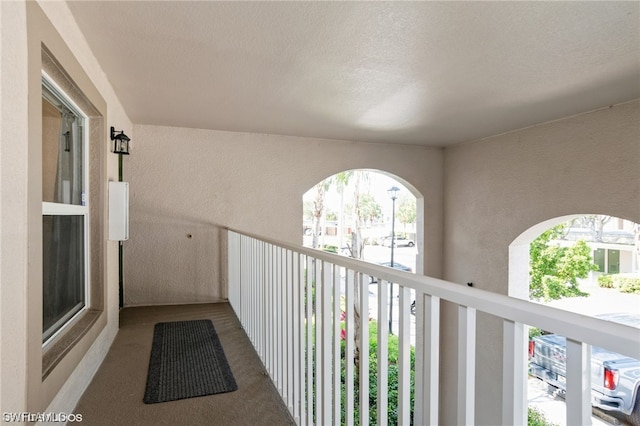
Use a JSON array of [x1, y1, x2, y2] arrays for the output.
[[66, 1, 639, 146]]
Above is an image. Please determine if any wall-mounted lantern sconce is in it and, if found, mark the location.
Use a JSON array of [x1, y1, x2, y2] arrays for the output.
[[110, 126, 130, 155]]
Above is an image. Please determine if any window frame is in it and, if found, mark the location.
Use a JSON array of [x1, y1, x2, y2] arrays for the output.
[[41, 72, 91, 348]]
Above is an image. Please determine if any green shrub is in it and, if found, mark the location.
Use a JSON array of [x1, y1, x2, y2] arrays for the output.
[[339, 320, 415, 425], [597, 274, 614, 288], [528, 406, 558, 426], [322, 245, 338, 253], [615, 276, 640, 294], [599, 274, 640, 294], [529, 327, 543, 339]]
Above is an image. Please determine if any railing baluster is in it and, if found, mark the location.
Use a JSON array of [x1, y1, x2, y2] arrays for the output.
[[240, 237, 248, 339], [248, 235, 252, 331], [249, 237, 254, 345], [458, 305, 476, 425], [321, 262, 333, 425], [293, 252, 302, 424], [345, 268, 355, 426], [274, 247, 284, 392], [377, 279, 389, 426], [227, 232, 234, 309], [502, 319, 527, 426], [264, 245, 276, 381], [285, 249, 292, 408], [299, 254, 306, 426], [415, 293, 440, 425], [315, 259, 323, 425], [566, 338, 591, 426], [358, 272, 369, 426], [333, 264, 341, 425], [281, 248, 287, 405], [259, 241, 265, 363], [398, 285, 411, 425], [287, 249, 294, 416], [305, 255, 313, 426], [271, 244, 276, 379]]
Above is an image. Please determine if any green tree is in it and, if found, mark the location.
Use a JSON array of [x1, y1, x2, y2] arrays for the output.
[[330, 171, 354, 249], [529, 224, 597, 301], [396, 196, 416, 229], [312, 180, 330, 248], [325, 210, 337, 221], [359, 193, 382, 226]]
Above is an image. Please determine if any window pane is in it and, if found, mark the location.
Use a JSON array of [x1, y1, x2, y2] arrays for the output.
[[42, 88, 84, 205], [43, 215, 85, 341], [608, 249, 620, 274], [594, 248, 605, 272]]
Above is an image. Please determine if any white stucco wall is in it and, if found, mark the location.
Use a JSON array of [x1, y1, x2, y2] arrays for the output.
[[0, 0, 130, 416], [125, 125, 443, 306], [442, 100, 640, 425], [0, 0, 30, 415]]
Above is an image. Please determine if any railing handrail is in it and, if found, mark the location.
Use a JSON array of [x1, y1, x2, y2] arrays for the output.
[[226, 227, 640, 359]]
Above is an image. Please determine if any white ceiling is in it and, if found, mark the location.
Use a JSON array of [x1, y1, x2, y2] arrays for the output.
[[66, 1, 639, 147]]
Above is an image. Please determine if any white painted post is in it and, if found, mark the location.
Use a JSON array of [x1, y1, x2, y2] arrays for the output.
[[305, 255, 313, 426], [292, 252, 301, 423], [458, 305, 476, 425], [414, 294, 440, 426], [268, 244, 275, 378], [286, 249, 293, 409], [345, 269, 355, 426], [377, 279, 389, 426], [276, 246, 283, 393], [260, 243, 264, 373], [321, 262, 333, 425], [503, 320, 527, 426], [398, 286, 411, 425], [566, 339, 592, 426], [333, 264, 342, 425], [358, 272, 369, 426], [315, 260, 324, 426]]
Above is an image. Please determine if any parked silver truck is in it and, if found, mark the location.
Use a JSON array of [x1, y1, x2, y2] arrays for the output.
[[529, 313, 640, 426]]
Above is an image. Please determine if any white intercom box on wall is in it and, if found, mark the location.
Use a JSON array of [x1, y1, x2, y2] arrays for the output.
[[108, 181, 129, 241]]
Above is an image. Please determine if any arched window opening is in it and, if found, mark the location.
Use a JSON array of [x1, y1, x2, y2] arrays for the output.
[[300, 169, 424, 423], [302, 169, 420, 273], [510, 214, 640, 425], [302, 169, 423, 327]]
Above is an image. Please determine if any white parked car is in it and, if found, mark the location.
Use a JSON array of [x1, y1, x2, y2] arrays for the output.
[[381, 236, 414, 247]]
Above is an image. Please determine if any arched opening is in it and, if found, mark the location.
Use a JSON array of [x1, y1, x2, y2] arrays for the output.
[[299, 169, 426, 423], [509, 214, 640, 425], [302, 169, 424, 275], [302, 169, 424, 338]]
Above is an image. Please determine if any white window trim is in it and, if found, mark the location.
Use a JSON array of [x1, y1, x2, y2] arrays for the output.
[[41, 72, 91, 348]]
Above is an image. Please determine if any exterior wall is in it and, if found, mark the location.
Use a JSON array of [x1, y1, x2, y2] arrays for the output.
[[125, 125, 443, 306], [0, 1, 30, 415], [0, 1, 129, 416], [442, 100, 640, 425]]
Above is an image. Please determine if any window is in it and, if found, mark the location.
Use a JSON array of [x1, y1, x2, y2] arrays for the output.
[[41, 76, 89, 344], [608, 249, 620, 274], [594, 248, 605, 272]]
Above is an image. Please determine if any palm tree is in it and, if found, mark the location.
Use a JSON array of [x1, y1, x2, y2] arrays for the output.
[[312, 180, 330, 249], [331, 171, 353, 252]]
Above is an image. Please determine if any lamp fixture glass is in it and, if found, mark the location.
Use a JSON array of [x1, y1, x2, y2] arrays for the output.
[[110, 126, 130, 155], [387, 186, 400, 200]]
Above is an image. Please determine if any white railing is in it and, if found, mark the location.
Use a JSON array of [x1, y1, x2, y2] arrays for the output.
[[227, 229, 640, 425]]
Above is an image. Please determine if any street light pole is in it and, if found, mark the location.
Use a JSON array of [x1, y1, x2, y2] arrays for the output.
[[388, 186, 399, 335]]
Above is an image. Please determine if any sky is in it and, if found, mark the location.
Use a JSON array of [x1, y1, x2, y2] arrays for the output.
[[303, 170, 415, 221]]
